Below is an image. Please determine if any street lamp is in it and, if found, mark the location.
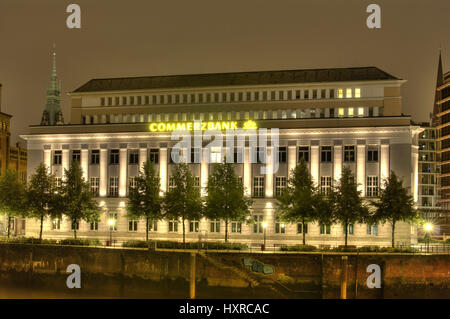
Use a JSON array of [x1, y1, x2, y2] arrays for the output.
[[108, 218, 116, 247], [262, 221, 268, 251], [424, 222, 434, 253]]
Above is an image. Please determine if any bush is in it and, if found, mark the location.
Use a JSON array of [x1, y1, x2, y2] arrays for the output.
[[147, 240, 248, 250], [280, 244, 317, 252], [0, 237, 58, 245], [59, 238, 101, 246], [122, 240, 149, 248]]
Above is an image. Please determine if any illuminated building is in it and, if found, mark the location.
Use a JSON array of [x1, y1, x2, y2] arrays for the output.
[[21, 63, 421, 247]]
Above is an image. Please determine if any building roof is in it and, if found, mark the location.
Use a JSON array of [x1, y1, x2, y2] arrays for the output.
[[73, 66, 400, 93]]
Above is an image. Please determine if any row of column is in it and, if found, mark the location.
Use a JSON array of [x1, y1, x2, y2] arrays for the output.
[[43, 141, 390, 199]]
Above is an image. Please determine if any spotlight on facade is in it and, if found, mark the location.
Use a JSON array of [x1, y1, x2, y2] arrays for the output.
[[262, 221, 268, 229], [424, 222, 433, 232]]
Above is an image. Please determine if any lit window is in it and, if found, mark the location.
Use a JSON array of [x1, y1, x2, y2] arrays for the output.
[[210, 147, 222, 163], [355, 88, 361, 98], [338, 89, 344, 99], [346, 88, 352, 98], [358, 107, 364, 117], [348, 108, 354, 117], [338, 108, 344, 117]]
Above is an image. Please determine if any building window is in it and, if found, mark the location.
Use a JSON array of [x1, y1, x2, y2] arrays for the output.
[[355, 88, 361, 98], [168, 177, 176, 189], [298, 146, 309, 162], [252, 215, 264, 233], [109, 213, 118, 231], [191, 148, 201, 164], [321, 146, 332, 162], [348, 108, 354, 117], [53, 151, 62, 165], [72, 150, 81, 162], [357, 107, 364, 117], [275, 217, 285, 234], [52, 219, 60, 230], [91, 150, 100, 164], [338, 89, 344, 99], [210, 147, 222, 163], [90, 220, 98, 231], [55, 177, 62, 188], [367, 146, 379, 162], [148, 220, 158, 232], [338, 108, 345, 117], [149, 149, 159, 164], [109, 177, 119, 197], [367, 224, 378, 235], [231, 221, 242, 233], [71, 221, 79, 231], [346, 88, 352, 98], [369, 107, 374, 117], [344, 145, 355, 162], [189, 220, 198, 232], [366, 176, 379, 197], [253, 176, 265, 198], [210, 220, 220, 233], [329, 89, 335, 98], [304, 90, 309, 99], [90, 177, 99, 197], [129, 177, 137, 190], [275, 176, 287, 197], [129, 220, 138, 232], [320, 176, 332, 195], [320, 224, 331, 235], [343, 224, 354, 235], [129, 150, 139, 165], [168, 219, 178, 232], [297, 223, 308, 234], [278, 147, 287, 163], [109, 150, 119, 165]]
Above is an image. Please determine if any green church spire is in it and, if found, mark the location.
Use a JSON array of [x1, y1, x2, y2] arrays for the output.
[[41, 46, 64, 126]]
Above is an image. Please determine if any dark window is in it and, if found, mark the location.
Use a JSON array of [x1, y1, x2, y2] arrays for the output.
[[129, 150, 139, 165], [72, 150, 81, 162], [367, 147, 379, 162], [320, 224, 331, 235], [297, 223, 308, 234], [53, 151, 62, 165], [149, 149, 159, 164], [369, 107, 374, 117], [278, 147, 287, 163], [321, 146, 332, 162], [191, 148, 201, 164], [329, 89, 335, 98], [109, 150, 119, 165], [91, 150, 100, 164], [298, 146, 309, 162], [344, 146, 355, 162], [330, 108, 335, 118]]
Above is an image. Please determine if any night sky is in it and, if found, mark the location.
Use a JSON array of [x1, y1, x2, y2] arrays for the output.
[[0, 0, 449, 142]]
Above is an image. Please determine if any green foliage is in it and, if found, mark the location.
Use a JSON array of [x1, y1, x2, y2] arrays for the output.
[[58, 238, 102, 246], [205, 162, 253, 242], [59, 161, 100, 239], [0, 237, 58, 245], [0, 169, 27, 238], [122, 240, 150, 248], [276, 159, 329, 245], [147, 240, 248, 250], [127, 161, 163, 241], [163, 163, 203, 245], [280, 244, 317, 252], [329, 166, 369, 247], [371, 171, 418, 248]]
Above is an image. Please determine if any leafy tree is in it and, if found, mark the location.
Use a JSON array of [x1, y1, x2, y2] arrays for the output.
[[0, 169, 27, 238], [163, 163, 203, 246], [371, 171, 417, 248], [205, 162, 253, 242], [25, 164, 61, 241], [329, 166, 368, 247], [127, 161, 163, 241], [60, 160, 100, 239], [276, 159, 326, 245]]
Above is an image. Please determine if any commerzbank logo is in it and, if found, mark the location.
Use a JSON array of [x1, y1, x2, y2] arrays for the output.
[[149, 120, 258, 132]]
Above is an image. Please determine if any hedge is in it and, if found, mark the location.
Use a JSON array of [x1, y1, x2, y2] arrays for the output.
[[0, 237, 102, 246], [122, 240, 248, 250]]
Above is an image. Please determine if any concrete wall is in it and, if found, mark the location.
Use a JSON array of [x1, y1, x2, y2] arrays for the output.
[[0, 244, 448, 299]]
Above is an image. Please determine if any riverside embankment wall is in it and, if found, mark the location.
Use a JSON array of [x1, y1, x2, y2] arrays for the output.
[[0, 244, 448, 298]]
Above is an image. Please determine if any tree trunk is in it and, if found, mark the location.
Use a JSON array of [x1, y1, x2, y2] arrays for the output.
[[225, 219, 228, 243], [344, 222, 348, 247], [146, 217, 149, 242], [39, 215, 44, 241], [6, 216, 11, 238], [302, 218, 306, 245], [391, 220, 396, 248], [73, 219, 77, 240], [182, 217, 186, 248]]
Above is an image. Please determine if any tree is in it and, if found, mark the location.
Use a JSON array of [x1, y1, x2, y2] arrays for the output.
[[371, 171, 417, 248], [163, 163, 203, 247], [0, 169, 27, 238], [205, 162, 253, 242], [276, 159, 326, 245], [329, 166, 368, 247], [60, 160, 100, 239], [25, 164, 60, 241], [127, 161, 163, 241]]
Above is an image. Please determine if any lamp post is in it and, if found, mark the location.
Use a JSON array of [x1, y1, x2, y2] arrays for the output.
[[424, 222, 433, 253], [108, 218, 116, 247], [262, 221, 267, 251]]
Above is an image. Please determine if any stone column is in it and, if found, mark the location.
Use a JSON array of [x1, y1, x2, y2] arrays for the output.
[[99, 147, 108, 197], [119, 148, 127, 197], [357, 141, 366, 196]]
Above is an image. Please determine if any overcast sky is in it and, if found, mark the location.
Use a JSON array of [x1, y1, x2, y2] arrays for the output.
[[0, 0, 449, 142]]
